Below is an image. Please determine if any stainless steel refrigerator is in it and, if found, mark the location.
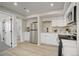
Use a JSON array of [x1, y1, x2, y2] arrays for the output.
[[30, 22, 38, 44]]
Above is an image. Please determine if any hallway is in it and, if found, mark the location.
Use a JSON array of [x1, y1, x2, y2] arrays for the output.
[[0, 42, 58, 56]]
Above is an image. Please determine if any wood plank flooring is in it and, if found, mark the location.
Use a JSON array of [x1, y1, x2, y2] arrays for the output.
[[0, 41, 58, 56]]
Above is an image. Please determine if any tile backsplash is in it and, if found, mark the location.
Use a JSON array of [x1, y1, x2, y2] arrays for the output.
[[41, 24, 77, 34]]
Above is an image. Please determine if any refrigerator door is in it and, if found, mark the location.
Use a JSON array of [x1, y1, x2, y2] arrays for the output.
[[30, 22, 38, 44]]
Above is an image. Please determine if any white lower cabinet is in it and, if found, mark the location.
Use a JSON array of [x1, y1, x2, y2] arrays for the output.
[[41, 33, 58, 46], [62, 40, 77, 56]]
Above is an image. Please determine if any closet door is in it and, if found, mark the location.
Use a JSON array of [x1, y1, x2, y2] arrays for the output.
[[4, 17, 12, 47]]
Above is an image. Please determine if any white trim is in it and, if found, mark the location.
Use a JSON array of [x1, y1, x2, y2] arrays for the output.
[[0, 11, 13, 17], [26, 10, 64, 19], [37, 16, 40, 45]]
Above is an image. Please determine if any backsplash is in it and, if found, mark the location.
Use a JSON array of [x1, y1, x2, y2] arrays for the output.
[[41, 24, 77, 34], [68, 24, 77, 34]]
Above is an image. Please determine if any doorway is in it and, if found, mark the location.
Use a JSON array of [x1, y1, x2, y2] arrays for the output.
[[16, 19, 22, 44]]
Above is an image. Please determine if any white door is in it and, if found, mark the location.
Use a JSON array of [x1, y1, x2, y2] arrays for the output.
[[3, 17, 12, 47]]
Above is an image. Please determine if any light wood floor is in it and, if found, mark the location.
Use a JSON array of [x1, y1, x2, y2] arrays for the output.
[[0, 41, 58, 56]]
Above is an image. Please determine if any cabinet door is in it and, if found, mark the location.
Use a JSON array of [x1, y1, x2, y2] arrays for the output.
[[4, 17, 12, 47], [62, 40, 77, 56]]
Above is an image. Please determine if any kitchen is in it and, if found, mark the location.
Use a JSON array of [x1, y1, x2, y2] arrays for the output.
[[23, 2, 77, 56], [0, 2, 78, 56]]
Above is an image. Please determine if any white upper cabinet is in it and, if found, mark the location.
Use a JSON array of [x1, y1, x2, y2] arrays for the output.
[[64, 2, 77, 25], [51, 16, 66, 27], [41, 16, 66, 27]]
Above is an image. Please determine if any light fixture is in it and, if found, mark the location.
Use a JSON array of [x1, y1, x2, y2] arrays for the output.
[[14, 2, 18, 6], [24, 8, 30, 13], [26, 9, 30, 13], [50, 3, 54, 7]]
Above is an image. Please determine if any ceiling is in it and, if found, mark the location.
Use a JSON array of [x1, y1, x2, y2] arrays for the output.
[[0, 2, 65, 17]]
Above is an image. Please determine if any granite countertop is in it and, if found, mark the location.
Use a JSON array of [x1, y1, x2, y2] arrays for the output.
[[59, 33, 76, 36], [58, 34, 77, 40]]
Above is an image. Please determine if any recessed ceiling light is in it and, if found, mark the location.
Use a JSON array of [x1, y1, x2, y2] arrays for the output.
[[26, 9, 30, 13], [50, 3, 54, 7], [24, 8, 30, 13], [14, 2, 18, 6]]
